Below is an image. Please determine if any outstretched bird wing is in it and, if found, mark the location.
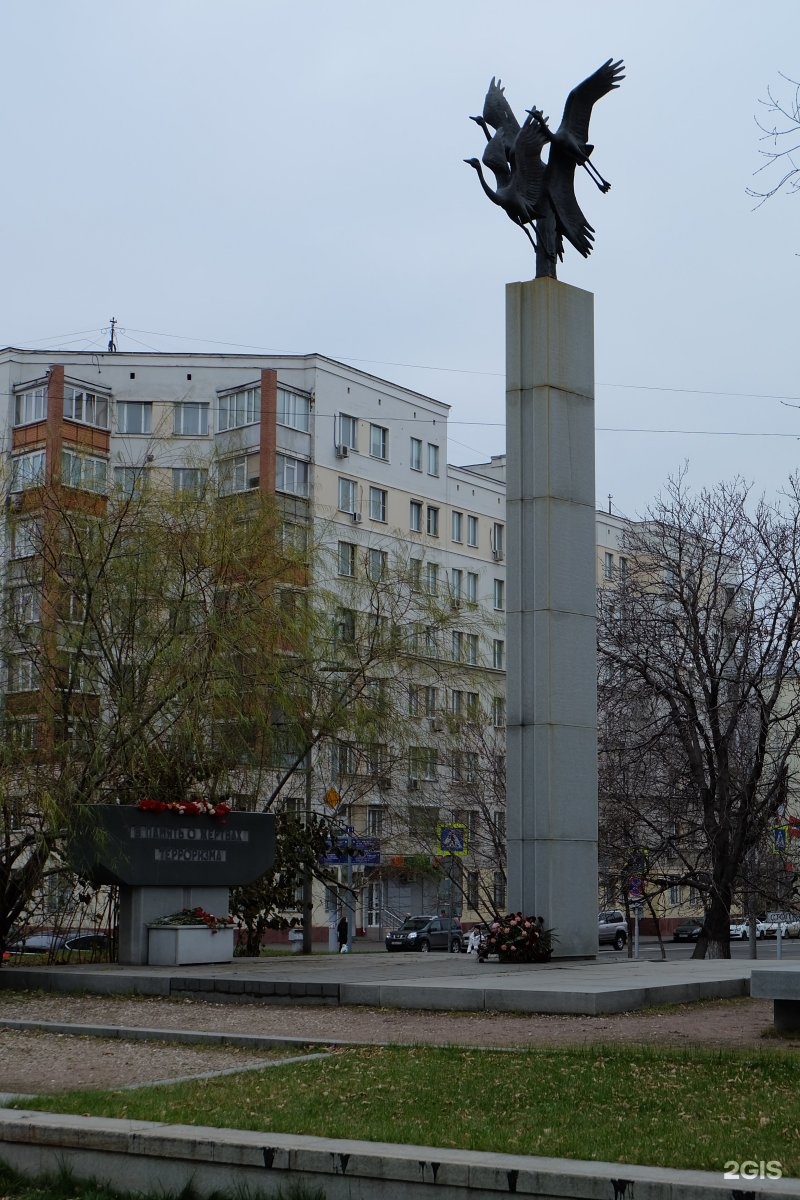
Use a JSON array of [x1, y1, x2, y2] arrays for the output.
[[555, 58, 624, 147], [546, 158, 595, 258], [481, 77, 521, 159], [481, 129, 511, 187], [513, 112, 548, 218]]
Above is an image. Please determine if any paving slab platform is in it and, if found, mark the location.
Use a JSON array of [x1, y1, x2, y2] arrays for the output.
[[1, 951, 796, 1014]]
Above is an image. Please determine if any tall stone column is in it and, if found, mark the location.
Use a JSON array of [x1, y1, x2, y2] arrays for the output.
[[505, 277, 598, 958]]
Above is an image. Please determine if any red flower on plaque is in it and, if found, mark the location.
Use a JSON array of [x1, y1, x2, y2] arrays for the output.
[[136, 798, 231, 819]]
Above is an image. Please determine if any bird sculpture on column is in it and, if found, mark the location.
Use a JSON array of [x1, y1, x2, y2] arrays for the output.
[[465, 59, 624, 277]]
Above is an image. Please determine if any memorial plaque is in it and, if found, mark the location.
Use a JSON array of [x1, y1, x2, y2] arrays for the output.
[[70, 805, 275, 887]]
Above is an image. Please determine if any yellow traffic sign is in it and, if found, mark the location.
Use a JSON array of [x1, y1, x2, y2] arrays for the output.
[[324, 787, 341, 810]]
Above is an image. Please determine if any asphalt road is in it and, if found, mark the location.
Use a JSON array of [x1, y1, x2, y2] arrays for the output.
[[615, 933, 800, 961]]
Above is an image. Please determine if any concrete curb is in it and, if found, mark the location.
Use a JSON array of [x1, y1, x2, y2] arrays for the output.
[[0, 1017, 367, 1052], [1, 1108, 792, 1200]]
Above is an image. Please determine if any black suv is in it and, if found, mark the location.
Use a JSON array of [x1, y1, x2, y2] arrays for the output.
[[385, 915, 463, 953]]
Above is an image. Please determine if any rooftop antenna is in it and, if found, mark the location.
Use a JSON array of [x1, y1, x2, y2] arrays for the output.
[[108, 317, 118, 353], [607, 494, 613, 514]]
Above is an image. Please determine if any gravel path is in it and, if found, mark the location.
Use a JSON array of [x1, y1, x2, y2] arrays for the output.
[[0, 991, 793, 1096]]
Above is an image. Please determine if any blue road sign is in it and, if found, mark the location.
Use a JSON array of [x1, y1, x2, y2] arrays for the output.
[[320, 834, 381, 866], [437, 823, 468, 856]]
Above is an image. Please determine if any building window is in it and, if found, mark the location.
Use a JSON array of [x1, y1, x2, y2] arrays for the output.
[[219, 455, 258, 495], [424, 625, 439, 657], [465, 634, 479, 665], [451, 511, 463, 543], [11, 450, 45, 491], [11, 586, 40, 626], [450, 568, 463, 601], [466, 572, 479, 603], [173, 402, 209, 436], [338, 413, 357, 450], [218, 387, 258, 432], [370, 423, 388, 460], [64, 386, 108, 429], [604, 551, 614, 581], [6, 716, 39, 751], [14, 386, 46, 426], [338, 541, 356, 577], [276, 453, 309, 496], [427, 443, 440, 477], [338, 477, 357, 514], [367, 807, 384, 837], [492, 696, 506, 727], [493, 871, 507, 910], [669, 880, 681, 907], [493, 639, 505, 670], [336, 608, 356, 645], [424, 685, 437, 716], [333, 740, 357, 777], [492, 523, 505, 559], [117, 401, 152, 435], [410, 437, 422, 471], [467, 871, 480, 909], [425, 561, 439, 595], [619, 556, 629, 580], [114, 465, 149, 497], [410, 500, 422, 532], [427, 506, 439, 537], [62, 450, 108, 494], [368, 548, 388, 582], [409, 746, 438, 782], [453, 753, 478, 784], [278, 388, 310, 432], [11, 519, 39, 559], [466, 692, 479, 718], [410, 558, 422, 590], [408, 803, 439, 835], [452, 632, 464, 663], [172, 467, 208, 493], [493, 578, 505, 610], [451, 688, 464, 716], [6, 654, 36, 693], [408, 684, 420, 716], [369, 487, 387, 522], [467, 515, 479, 547]]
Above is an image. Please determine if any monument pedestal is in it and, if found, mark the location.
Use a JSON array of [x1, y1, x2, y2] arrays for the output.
[[505, 278, 598, 958], [120, 885, 231, 965]]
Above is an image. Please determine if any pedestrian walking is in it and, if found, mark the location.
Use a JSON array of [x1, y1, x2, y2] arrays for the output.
[[337, 915, 349, 953]]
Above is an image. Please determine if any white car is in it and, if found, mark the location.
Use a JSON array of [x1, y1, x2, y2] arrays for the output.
[[729, 918, 750, 939], [761, 913, 800, 939]]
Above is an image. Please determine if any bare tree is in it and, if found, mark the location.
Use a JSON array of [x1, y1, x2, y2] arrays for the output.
[[748, 73, 800, 207], [597, 472, 800, 958]]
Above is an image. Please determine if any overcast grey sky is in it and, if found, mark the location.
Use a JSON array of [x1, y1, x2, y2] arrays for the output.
[[3, 1, 798, 517]]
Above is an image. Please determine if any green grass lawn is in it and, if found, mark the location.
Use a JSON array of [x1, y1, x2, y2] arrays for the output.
[[13, 1043, 800, 1175]]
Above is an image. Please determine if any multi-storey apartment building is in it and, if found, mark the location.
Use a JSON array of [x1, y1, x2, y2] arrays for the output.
[[0, 347, 507, 938]]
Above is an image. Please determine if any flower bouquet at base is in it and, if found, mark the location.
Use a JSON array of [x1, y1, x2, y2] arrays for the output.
[[149, 907, 235, 935], [478, 914, 555, 964]]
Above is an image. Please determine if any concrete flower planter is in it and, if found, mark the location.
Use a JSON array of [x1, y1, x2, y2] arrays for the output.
[[147, 924, 234, 966]]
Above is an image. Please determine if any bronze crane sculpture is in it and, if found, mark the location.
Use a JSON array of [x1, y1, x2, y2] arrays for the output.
[[465, 59, 624, 277]]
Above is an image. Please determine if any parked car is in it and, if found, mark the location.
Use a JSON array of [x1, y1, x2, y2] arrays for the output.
[[598, 910, 628, 950], [6, 930, 111, 956], [672, 919, 704, 942], [729, 917, 750, 939], [385, 915, 463, 953], [761, 912, 800, 939]]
